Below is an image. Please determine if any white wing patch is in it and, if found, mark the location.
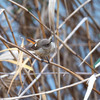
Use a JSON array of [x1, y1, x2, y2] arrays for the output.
[[34, 43, 37, 47]]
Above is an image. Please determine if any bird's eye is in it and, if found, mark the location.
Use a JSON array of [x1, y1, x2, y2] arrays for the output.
[[44, 43, 50, 47]]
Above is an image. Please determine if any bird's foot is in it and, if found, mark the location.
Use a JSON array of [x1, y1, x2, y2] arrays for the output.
[[41, 58, 50, 64], [46, 57, 50, 64], [41, 59, 44, 62], [47, 59, 50, 64]]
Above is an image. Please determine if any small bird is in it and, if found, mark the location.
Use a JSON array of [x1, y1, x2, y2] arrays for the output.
[[26, 38, 55, 62]]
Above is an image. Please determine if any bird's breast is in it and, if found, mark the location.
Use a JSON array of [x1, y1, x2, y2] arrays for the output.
[[34, 48, 51, 58]]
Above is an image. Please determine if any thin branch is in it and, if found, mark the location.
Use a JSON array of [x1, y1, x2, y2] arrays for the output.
[[34, 0, 46, 38], [0, 72, 93, 78], [3, 73, 100, 100], [8, 0, 52, 34], [77, 0, 100, 31], [56, 0, 61, 99], [80, 42, 100, 66], [56, 0, 91, 31], [3, 11, 17, 45], [85, 20, 94, 71], [55, 35, 98, 73]]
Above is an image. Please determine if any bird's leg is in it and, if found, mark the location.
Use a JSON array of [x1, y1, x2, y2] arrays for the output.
[[40, 57, 50, 63], [46, 56, 50, 63], [41, 59, 44, 62]]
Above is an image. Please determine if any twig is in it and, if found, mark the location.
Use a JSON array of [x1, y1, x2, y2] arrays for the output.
[[3, 73, 100, 100], [0, 9, 17, 60], [8, 0, 52, 34], [34, 0, 46, 38], [85, 20, 94, 71], [77, 0, 100, 31], [0, 72, 93, 78], [55, 35, 98, 73], [80, 42, 100, 66], [3, 11, 17, 45], [56, 0, 61, 99], [56, 0, 91, 31]]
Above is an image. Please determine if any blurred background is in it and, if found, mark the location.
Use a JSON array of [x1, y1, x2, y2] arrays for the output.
[[0, 0, 100, 100]]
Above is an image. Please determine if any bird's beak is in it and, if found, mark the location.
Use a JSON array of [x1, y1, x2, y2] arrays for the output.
[[27, 38, 36, 45]]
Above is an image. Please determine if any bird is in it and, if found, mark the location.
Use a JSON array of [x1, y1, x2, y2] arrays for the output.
[[26, 38, 55, 62]]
